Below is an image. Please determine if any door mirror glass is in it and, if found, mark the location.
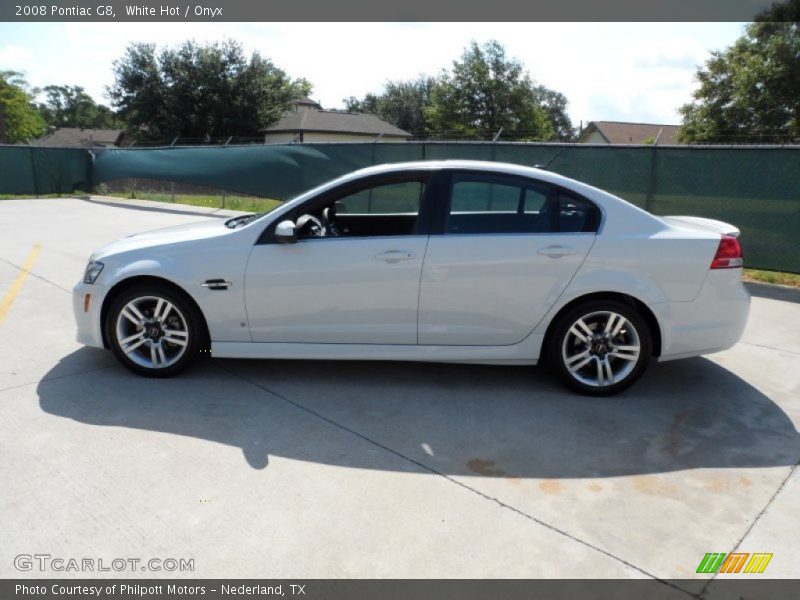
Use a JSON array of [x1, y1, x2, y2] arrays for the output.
[[275, 220, 297, 243]]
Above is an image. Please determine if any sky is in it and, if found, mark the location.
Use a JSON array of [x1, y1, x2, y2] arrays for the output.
[[0, 22, 746, 127]]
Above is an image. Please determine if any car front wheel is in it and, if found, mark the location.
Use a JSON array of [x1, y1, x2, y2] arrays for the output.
[[106, 285, 202, 377], [547, 300, 652, 395]]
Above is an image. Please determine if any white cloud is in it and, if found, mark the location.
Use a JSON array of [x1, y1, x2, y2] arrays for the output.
[[0, 43, 34, 72]]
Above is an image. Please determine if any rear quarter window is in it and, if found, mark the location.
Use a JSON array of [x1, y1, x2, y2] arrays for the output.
[[558, 192, 601, 233]]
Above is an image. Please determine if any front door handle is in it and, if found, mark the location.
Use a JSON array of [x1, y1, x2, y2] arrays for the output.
[[538, 245, 575, 258], [375, 250, 415, 263], [202, 278, 232, 290]]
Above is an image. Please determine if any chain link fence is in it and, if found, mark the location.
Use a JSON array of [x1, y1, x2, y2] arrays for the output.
[[1, 142, 798, 273]]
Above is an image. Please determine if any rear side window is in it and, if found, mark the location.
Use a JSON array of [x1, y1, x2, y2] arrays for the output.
[[446, 175, 554, 234], [558, 191, 601, 233], [451, 181, 520, 213]]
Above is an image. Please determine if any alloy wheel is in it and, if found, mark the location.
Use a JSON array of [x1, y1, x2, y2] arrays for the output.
[[561, 310, 641, 388], [114, 295, 190, 369]]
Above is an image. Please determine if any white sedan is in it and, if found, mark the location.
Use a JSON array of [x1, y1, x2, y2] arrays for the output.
[[73, 160, 750, 395]]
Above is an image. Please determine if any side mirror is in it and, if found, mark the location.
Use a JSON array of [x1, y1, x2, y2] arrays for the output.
[[275, 220, 297, 244]]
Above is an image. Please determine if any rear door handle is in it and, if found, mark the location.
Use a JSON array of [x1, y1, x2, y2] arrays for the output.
[[375, 250, 415, 263], [538, 245, 575, 258]]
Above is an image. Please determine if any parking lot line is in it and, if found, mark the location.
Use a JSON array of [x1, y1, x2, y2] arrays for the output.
[[0, 242, 42, 325]]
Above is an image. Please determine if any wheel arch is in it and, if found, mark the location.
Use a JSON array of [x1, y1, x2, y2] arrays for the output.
[[100, 275, 211, 351], [542, 292, 662, 359]]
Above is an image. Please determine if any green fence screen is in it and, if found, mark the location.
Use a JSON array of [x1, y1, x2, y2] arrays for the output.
[[1, 142, 798, 273], [0, 145, 91, 195]]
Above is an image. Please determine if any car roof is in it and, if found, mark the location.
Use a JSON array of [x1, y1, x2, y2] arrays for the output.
[[346, 160, 574, 187]]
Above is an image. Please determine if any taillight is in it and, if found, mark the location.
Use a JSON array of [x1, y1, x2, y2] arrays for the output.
[[710, 235, 743, 269]]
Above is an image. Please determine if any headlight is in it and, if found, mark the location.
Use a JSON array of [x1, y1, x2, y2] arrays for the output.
[[83, 260, 104, 284]]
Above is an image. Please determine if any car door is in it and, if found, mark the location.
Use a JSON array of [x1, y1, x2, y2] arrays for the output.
[[418, 171, 598, 346], [244, 175, 432, 344]]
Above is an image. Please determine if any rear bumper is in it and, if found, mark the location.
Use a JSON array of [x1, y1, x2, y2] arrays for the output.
[[655, 269, 750, 361], [72, 281, 109, 348]]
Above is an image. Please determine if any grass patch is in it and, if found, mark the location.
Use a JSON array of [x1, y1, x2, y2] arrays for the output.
[[1, 190, 282, 214], [106, 191, 282, 213], [744, 269, 800, 288]]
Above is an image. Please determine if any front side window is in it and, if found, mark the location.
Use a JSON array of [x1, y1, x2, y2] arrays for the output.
[[446, 175, 553, 234], [336, 180, 425, 215], [292, 177, 427, 240]]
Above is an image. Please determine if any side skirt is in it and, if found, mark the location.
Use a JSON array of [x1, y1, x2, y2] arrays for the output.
[[211, 335, 543, 366]]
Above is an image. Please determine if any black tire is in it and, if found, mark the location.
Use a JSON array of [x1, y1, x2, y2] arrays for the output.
[[105, 283, 203, 377], [545, 299, 652, 396]]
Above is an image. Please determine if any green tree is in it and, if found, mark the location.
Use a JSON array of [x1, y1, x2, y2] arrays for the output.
[[38, 85, 120, 129], [344, 42, 573, 140], [343, 93, 380, 114], [755, 0, 799, 22], [0, 71, 47, 143], [426, 41, 556, 140], [532, 85, 575, 141], [344, 76, 437, 135], [108, 40, 311, 141], [679, 14, 800, 143]]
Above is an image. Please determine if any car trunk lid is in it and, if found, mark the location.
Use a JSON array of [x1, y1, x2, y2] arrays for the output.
[[661, 216, 740, 238]]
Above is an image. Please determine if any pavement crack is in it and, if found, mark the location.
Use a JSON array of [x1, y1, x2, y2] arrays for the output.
[[698, 458, 800, 598], [740, 341, 800, 357], [0, 255, 71, 294], [215, 362, 694, 595]]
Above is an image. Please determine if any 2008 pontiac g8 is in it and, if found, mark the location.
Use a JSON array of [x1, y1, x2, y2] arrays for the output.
[[73, 161, 750, 395]]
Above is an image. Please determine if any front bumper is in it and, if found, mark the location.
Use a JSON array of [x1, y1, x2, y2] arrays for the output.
[[72, 281, 110, 348]]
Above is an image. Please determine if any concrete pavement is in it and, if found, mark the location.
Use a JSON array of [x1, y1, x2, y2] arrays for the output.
[[0, 197, 798, 593]]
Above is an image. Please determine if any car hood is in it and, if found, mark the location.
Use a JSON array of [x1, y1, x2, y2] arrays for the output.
[[91, 218, 231, 259]]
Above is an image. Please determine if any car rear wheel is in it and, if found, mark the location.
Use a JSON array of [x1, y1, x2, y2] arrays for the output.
[[547, 300, 652, 395], [106, 285, 202, 377]]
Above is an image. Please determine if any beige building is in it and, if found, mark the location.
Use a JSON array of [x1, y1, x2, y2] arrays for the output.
[[262, 98, 412, 143], [579, 121, 683, 145]]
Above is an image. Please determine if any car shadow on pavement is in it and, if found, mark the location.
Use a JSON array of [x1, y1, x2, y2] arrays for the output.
[[38, 348, 800, 475]]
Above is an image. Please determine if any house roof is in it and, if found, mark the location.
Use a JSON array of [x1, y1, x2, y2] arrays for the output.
[[580, 121, 683, 145], [262, 108, 412, 138], [32, 127, 124, 147], [293, 96, 322, 108]]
